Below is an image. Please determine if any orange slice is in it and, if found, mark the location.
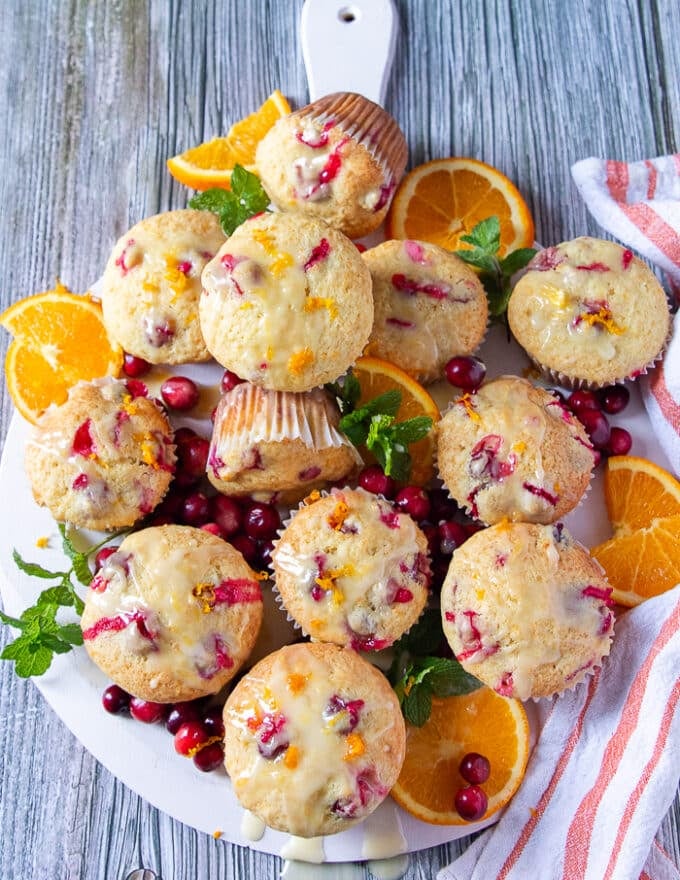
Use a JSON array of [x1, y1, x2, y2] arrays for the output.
[[385, 157, 535, 256], [591, 456, 680, 606], [352, 356, 440, 485], [167, 90, 291, 190], [391, 687, 530, 825], [0, 282, 123, 423]]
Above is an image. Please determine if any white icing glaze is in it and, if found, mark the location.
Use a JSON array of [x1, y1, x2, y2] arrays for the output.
[[240, 809, 266, 841], [280, 836, 325, 863], [367, 855, 410, 880], [360, 801, 407, 859]]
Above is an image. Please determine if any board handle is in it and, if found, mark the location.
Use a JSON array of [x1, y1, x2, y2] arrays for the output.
[[300, 0, 398, 105]]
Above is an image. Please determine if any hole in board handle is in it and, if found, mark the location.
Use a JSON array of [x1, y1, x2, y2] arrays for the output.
[[338, 5, 361, 23]]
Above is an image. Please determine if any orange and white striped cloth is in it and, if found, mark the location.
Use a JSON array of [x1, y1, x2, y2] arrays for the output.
[[571, 155, 680, 474], [438, 586, 680, 880]]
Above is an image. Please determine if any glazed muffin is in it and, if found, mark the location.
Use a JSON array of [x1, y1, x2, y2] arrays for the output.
[[207, 383, 362, 504], [200, 212, 373, 391], [255, 92, 408, 239], [507, 237, 671, 387], [24, 378, 175, 530], [363, 240, 489, 383], [223, 642, 405, 837], [441, 521, 615, 700], [436, 376, 595, 525], [271, 487, 430, 651], [100, 209, 226, 364], [81, 525, 263, 702]]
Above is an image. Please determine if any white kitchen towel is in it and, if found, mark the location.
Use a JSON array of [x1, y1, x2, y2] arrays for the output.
[[438, 586, 680, 880], [571, 155, 680, 474]]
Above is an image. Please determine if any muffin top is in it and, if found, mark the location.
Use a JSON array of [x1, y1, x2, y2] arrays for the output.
[[81, 525, 263, 702], [436, 375, 595, 524], [100, 209, 226, 364], [222, 641, 406, 837], [271, 487, 430, 650], [507, 237, 670, 386], [441, 521, 615, 700], [363, 239, 488, 383], [199, 212, 373, 391]]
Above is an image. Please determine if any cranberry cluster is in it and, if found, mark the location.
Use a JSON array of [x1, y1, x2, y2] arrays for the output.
[[559, 386, 632, 462], [455, 751, 491, 821]]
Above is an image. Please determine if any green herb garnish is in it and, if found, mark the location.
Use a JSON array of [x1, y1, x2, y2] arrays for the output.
[[189, 164, 270, 236], [0, 524, 126, 677], [455, 216, 536, 318], [388, 608, 482, 726]]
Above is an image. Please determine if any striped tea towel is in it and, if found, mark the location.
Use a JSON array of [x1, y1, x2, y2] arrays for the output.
[[438, 587, 680, 880], [571, 155, 680, 474]]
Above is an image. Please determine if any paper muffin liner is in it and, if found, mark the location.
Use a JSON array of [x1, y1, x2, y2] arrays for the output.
[[291, 91, 408, 188]]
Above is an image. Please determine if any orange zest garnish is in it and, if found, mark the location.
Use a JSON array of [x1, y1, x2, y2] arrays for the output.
[[343, 733, 366, 761], [288, 348, 315, 376], [283, 745, 300, 769], [457, 392, 481, 422], [327, 500, 350, 530], [286, 673, 309, 695], [577, 306, 624, 334]]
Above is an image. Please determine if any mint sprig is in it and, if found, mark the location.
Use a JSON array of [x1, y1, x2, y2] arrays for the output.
[[455, 216, 536, 318], [189, 164, 270, 236], [0, 524, 126, 677]]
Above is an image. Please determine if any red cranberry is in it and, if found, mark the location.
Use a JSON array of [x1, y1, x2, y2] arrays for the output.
[[244, 502, 281, 540], [148, 514, 174, 527], [598, 384, 630, 414], [102, 684, 130, 715], [454, 785, 488, 821], [445, 356, 486, 392], [166, 702, 201, 734], [354, 242, 367, 253], [174, 720, 210, 756], [94, 545, 119, 572], [606, 426, 632, 455], [429, 488, 460, 523], [439, 520, 469, 555], [592, 448, 603, 467], [578, 409, 611, 449], [358, 465, 396, 498], [210, 495, 243, 537], [125, 379, 148, 399], [129, 698, 167, 724], [220, 370, 244, 394], [161, 376, 200, 411], [174, 426, 199, 448], [175, 435, 210, 483], [201, 522, 223, 537], [123, 353, 152, 378], [257, 539, 275, 568], [567, 389, 601, 413], [193, 741, 225, 772], [459, 752, 491, 785], [230, 534, 258, 564], [202, 707, 225, 738], [181, 492, 211, 526], [395, 486, 431, 521]]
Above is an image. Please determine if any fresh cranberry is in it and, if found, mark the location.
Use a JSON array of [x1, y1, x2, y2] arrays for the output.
[[598, 384, 630, 414], [102, 684, 130, 715], [606, 426, 632, 455], [230, 534, 258, 564], [125, 379, 149, 399], [454, 785, 488, 821], [358, 465, 396, 498], [94, 546, 119, 572], [202, 707, 225, 739], [243, 502, 281, 540], [201, 522, 223, 537], [174, 426, 199, 448], [174, 720, 210, 756], [445, 356, 486, 392], [428, 488, 460, 523], [122, 353, 152, 377], [592, 448, 603, 467], [394, 486, 431, 521], [193, 741, 225, 772], [210, 495, 243, 536], [439, 520, 469, 555], [181, 492, 211, 526], [459, 752, 491, 785], [257, 539, 275, 568], [161, 376, 200, 411], [220, 370, 244, 394], [577, 409, 611, 449], [567, 389, 601, 413], [166, 702, 201, 734], [129, 698, 167, 724], [175, 435, 210, 483]]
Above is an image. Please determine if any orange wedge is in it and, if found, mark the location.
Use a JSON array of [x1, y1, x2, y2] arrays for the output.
[[167, 90, 291, 190], [591, 456, 680, 606], [385, 157, 535, 256], [391, 687, 530, 825], [0, 282, 123, 423], [352, 356, 440, 485]]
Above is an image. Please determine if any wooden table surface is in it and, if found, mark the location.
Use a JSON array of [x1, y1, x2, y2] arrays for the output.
[[1, 1, 679, 878]]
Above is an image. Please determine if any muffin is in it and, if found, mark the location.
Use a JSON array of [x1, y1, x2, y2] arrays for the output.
[[271, 487, 430, 651], [100, 209, 226, 364], [363, 239, 488, 383], [441, 521, 615, 700], [207, 383, 362, 504], [255, 92, 408, 239], [199, 211, 373, 391], [222, 642, 405, 837], [507, 237, 671, 387], [436, 375, 595, 525], [24, 378, 175, 530], [81, 525, 263, 702]]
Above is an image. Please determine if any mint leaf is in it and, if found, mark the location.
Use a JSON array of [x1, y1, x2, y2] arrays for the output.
[[402, 683, 433, 727], [427, 658, 482, 697], [500, 247, 537, 276], [189, 165, 270, 236], [389, 416, 432, 446], [460, 216, 501, 252], [392, 608, 443, 657], [12, 549, 66, 580], [2, 637, 53, 678], [325, 373, 361, 416]]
